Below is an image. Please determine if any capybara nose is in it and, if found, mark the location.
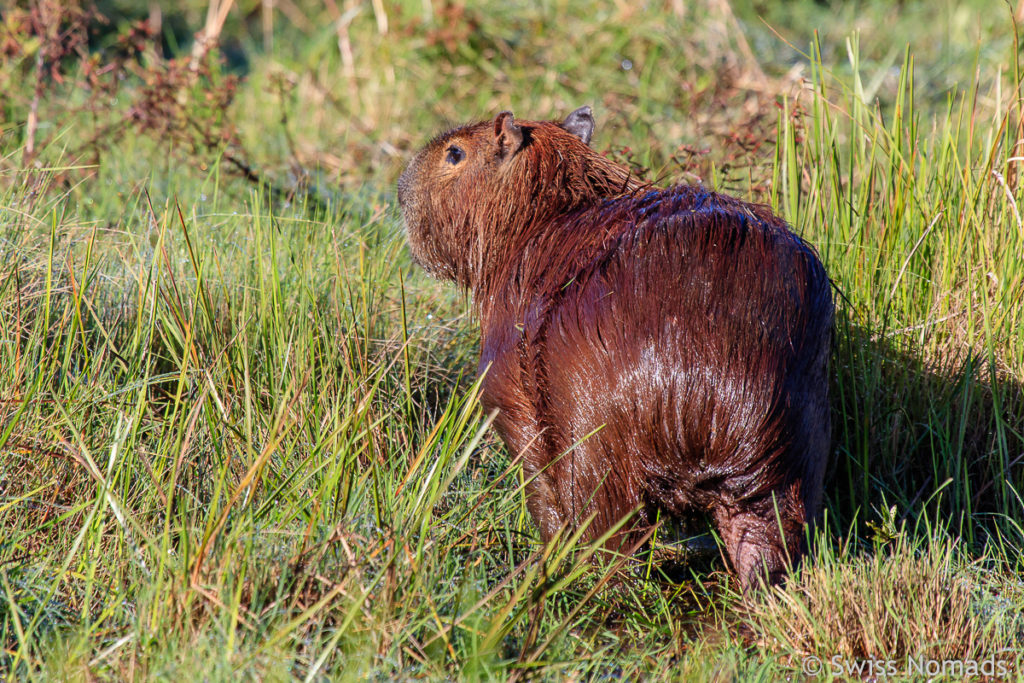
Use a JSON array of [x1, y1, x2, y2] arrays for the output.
[[397, 160, 414, 208]]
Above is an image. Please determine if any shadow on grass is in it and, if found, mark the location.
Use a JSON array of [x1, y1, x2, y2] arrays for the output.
[[829, 315, 1024, 547]]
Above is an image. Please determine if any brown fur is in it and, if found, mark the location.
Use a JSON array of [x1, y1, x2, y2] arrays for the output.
[[398, 108, 833, 590]]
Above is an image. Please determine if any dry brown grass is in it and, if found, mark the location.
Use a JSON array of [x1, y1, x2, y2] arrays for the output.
[[743, 533, 1023, 677]]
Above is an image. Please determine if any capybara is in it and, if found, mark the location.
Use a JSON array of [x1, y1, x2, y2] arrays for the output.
[[397, 106, 833, 590]]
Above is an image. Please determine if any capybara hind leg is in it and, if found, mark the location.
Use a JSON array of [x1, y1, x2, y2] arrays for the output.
[[524, 470, 568, 543], [713, 487, 808, 591]]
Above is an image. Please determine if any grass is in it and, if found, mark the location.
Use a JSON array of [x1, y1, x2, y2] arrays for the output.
[[1, 0, 1023, 679]]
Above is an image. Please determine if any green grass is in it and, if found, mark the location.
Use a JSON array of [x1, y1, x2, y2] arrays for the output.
[[1, 0, 1023, 679]]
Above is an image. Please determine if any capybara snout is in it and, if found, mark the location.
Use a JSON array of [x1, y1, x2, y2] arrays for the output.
[[398, 106, 833, 591]]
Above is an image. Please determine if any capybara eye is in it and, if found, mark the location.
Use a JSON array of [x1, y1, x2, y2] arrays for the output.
[[445, 146, 466, 165]]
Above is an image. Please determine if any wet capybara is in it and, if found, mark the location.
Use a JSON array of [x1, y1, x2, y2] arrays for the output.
[[397, 107, 833, 590]]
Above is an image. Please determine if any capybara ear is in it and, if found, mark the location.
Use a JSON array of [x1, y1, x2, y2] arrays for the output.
[[561, 105, 594, 145], [494, 111, 524, 157]]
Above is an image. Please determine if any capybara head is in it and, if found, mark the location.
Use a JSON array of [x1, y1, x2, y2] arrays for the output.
[[398, 107, 833, 592], [397, 107, 640, 288]]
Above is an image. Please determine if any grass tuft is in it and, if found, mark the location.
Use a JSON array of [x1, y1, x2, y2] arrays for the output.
[[745, 528, 1024, 676]]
